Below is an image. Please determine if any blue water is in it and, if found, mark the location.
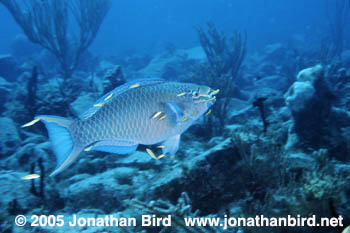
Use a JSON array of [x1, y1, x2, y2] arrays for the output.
[[0, 0, 340, 55]]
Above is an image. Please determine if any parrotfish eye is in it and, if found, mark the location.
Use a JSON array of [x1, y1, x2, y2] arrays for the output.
[[191, 89, 200, 99]]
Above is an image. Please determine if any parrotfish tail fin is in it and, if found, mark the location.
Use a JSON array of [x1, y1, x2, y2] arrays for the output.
[[35, 115, 82, 177], [162, 134, 181, 155]]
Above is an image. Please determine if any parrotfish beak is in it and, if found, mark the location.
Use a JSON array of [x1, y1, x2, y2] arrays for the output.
[[206, 88, 219, 107]]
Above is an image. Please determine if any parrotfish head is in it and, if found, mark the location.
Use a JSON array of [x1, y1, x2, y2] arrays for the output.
[[176, 83, 218, 120]]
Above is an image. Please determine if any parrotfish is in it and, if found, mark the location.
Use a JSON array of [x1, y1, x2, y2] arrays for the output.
[[23, 78, 218, 176]]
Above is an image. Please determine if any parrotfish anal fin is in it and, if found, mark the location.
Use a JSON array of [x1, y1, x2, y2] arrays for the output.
[[36, 115, 83, 176], [91, 139, 138, 154], [166, 102, 184, 124], [80, 78, 166, 120], [162, 134, 181, 155], [93, 145, 138, 154]]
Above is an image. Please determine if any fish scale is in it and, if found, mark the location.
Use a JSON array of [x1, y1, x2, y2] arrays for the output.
[[88, 85, 159, 143], [24, 79, 217, 176]]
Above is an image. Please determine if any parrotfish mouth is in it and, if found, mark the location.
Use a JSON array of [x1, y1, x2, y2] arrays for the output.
[[208, 88, 219, 101], [196, 87, 219, 100], [207, 89, 218, 107], [196, 87, 219, 107], [205, 88, 219, 102]]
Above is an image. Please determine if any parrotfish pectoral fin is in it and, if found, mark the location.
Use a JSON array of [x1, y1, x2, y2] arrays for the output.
[[162, 134, 181, 155], [166, 102, 184, 124], [36, 115, 82, 176]]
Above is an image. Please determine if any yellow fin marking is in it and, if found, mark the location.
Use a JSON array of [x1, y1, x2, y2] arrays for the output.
[[84, 146, 93, 152], [146, 148, 158, 160], [21, 174, 40, 180], [205, 109, 212, 116], [21, 118, 41, 128], [157, 154, 165, 159], [104, 93, 113, 101], [177, 92, 186, 97], [94, 103, 104, 107], [129, 83, 140, 89], [157, 145, 166, 148], [151, 111, 162, 119], [158, 115, 166, 121]]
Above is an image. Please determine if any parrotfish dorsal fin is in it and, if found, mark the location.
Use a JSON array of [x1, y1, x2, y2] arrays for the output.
[[80, 78, 165, 120]]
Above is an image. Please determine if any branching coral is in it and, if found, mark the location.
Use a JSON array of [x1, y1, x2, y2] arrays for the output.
[[327, 0, 350, 62], [240, 147, 350, 233], [299, 149, 348, 206], [197, 23, 247, 134], [0, 0, 110, 79], [231, 130, 285, 204], [129, 192, 218, 233]]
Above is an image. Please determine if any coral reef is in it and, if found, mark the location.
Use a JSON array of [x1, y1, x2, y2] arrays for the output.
[[285, 64, 350, 160], [1, 9, 350, 232], [129, 192, 217, 233], [0, 117, 21, 158]]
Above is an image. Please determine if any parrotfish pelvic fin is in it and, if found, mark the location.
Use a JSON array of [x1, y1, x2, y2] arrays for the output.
[[162, 134, 181, 155]]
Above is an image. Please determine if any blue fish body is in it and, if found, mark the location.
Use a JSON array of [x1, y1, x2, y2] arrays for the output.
[[32, 78, 217, 176]]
